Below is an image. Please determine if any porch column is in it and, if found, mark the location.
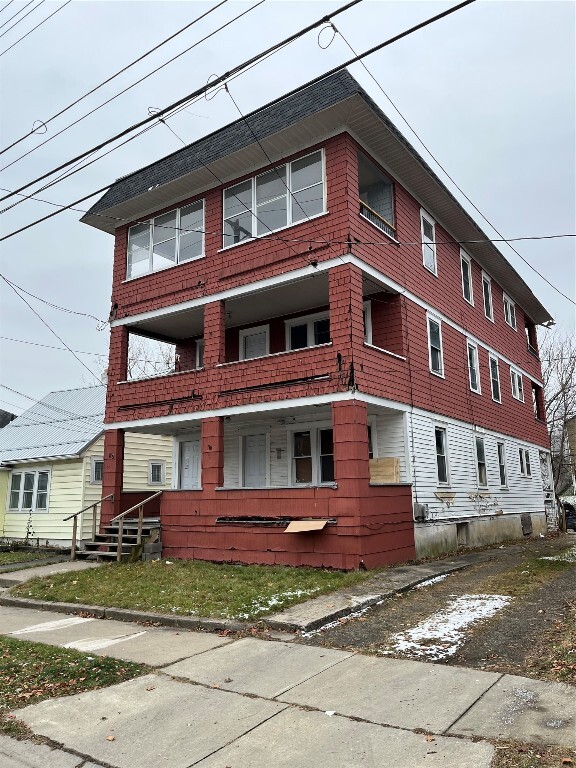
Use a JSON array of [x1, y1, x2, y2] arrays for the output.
[[328, 263, 364, 387], [107, 326, 129, 383], [203, 300, 226, 367], [101, 428, 125, 527], [202, 416, 224, 488], [332, 399, 370, 496]]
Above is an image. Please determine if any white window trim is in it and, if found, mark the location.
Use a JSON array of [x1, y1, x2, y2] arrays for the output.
[[427, 313, 444, 378], [475, 436, 488, 488], [489, 354, 501, 403], [519, 447, 532, 478], [148, 459, 165, 485], [503, 293, 517, 330], [497, 441, 508, 488], [126, 199, 205, 281], [482, 271, 494, 322], [420, 209, 437, 276], [239, 432, 271, 488], [285, 310, 329, 351], [222, 149, 327, 250], [467, 340, 481, 394], [195, 338, 204, 369], [363, 300, 373, 344], [434, 425, 450, 486], [90, 456, 104, 484], [8, 468, 51, 513], [239, 324, 270, 361], [460, 250, 474, 305], [287, 422, 335, 487], [510, 367, 524, 402]]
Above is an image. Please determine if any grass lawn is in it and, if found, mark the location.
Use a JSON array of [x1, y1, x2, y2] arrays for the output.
[[0, 636, 147, 739], [14, 559, 373, 620], [491, 741, 576, 768], [0, 551, 59, 566], [477, 555, 574, 597]]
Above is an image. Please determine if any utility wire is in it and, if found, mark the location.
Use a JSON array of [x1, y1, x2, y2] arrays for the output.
[[332, 22, 575, 307], [0, 0, 33, 30], [0, 0, 229, 156], [0, 334, 107, 356], [0, 276, 101, 382], [0, 1, 71, 58], [0, 0, 44, 38], [0, 2, 16, 16]]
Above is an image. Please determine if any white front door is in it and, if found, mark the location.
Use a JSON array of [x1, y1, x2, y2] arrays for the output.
[[243, 434, 267, 487], [180, 440, 200, 489]]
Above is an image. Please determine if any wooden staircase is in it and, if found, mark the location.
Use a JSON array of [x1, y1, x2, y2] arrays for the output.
[[77, 518, 161, 562]]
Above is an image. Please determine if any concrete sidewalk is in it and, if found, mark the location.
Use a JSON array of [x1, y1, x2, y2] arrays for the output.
[[1, 604, 574, 767], [0, 560, 99, 589]]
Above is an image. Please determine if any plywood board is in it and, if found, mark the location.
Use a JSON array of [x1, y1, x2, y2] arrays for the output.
[[369, 458, 400, 484], [284, 520, 328, 533]]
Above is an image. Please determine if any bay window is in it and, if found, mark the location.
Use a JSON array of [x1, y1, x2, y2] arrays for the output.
[[223, 150, 325, 247]]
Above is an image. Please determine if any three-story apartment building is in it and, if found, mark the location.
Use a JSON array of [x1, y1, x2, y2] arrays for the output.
[[82, 70, 554, 568]]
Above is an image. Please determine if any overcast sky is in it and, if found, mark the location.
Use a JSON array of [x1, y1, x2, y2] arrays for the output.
[[0, 0, 574, 414]]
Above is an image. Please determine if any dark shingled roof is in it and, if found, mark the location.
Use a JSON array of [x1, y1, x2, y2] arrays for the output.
[[86, 70, 360, 216]]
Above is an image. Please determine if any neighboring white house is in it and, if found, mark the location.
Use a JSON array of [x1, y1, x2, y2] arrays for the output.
[[0, 386, 173, 546]]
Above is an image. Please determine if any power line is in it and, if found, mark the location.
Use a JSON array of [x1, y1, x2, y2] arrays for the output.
[[0, 0, 44, 39], [0, 1, 71, 58], [0, 276, 101, 382], [0, 0, 229, 156], [0, 0, 34, 30], [0, 334, 107, 356], [0, 2, 16, 16]]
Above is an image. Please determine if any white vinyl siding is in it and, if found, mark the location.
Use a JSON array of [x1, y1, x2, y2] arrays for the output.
[[122, 433, 173, 490], [421, 210, 437, 274]]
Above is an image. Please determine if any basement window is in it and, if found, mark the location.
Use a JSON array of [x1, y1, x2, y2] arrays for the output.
[[358, 153, 395, 238]]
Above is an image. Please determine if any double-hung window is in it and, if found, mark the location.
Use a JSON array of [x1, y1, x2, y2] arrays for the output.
[[497, 442, 507, 487], [510, 368, 524, 401], [9, 470, 50, 511], [489, 354, 501, 402], [475, 437, 487, 487], [223, 150, 325, 247], [519, 448, 531, 477], [127, 201, 204, 279], [291, 428, 334, 485], [435, 427, 449, 485], [467, 341, 481, 393], [91, 457, 104, 484], [286, 311, 330, 351], [421, 210, 437, 274], [427, 315, 444, 376], [461, 252, 474, 304], [503, 294, 517, 329], [482, 272, 494, 321]]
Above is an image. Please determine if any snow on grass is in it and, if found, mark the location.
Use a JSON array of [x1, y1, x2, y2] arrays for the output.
[[539, 546, 576, 563], [414, 574, 449, 589], [379, 593, 511, 661], [234, 588, 321, 620]]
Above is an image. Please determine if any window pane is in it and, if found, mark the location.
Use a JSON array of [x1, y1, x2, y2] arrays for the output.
[[291, 184, 323, 222], [293, 431, 311, 457], [22, 491, 33, 508], [468, 346, 478, 390], [180, 202, 203, 232], [256, 197, 288, 235], [423, 243, 436, 271], [9, 491, 20, 509], [462, 259, 471, 300], [294, 457, 312, 484], [151, 463, 163, 483], [290, 324, 308, 350], [437, 455, 448, 484], [429, 320, 441, 350], [314, 318, 330, 345], [36, 492, 47, 509], [358, 153, 394, 225], [37, 472, 49, 492], [153, 211, 177, 244], [23, 473, 35, 492], [483, 280, 492, 316], [291, 152, 322, 191], [431, 347, 442, 373], [127, 223, 150, 278], [223, 211, 252, 246], [179, 230, 203, 261], [478, 463, 487, 486], [256, 167, 286, 203], [435, 428, 445, 456], [320, 455, 335, 483], [152, 237, 177, 270], [525, 453, 531, 475], [320, 429, 333, 455], [10, 473, 21, 492], [224, 181, 252, 218], [476, 438, 486, 464], [94, 461, 103, 482], [422, 219, 434, 241]]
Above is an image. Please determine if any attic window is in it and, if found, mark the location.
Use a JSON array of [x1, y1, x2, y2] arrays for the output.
[[358, 153, 395, 237]]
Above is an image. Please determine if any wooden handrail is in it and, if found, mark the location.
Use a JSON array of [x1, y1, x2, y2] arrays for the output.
[[64, 494, 114, 561], [110, 491, 163, 563]]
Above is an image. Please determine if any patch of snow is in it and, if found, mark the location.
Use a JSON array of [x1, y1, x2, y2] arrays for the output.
[[301, 602, 375, 637], [414, 574, 448, 589], [539, 547, 576, 563], [379, 594, 511, 661], [233, 588, 321, 620]]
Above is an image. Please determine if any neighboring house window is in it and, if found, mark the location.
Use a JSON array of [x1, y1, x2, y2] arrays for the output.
[[475, 437, 487, 487], [519, 448, 531, 477], [196, 339, 204, 369], [525, 321, 538, 356], [510, 368, 524, 401], [482, 272, 493, 321], [427, 315, 444, 376], [460, 251, 474, 304], [503, 294, 517, 329], [531, 382, 543, 420], [239, 325, 269, 360], [291, 428, 334, 485], [285, 311, 330, 351], [435, 427, 449, 485], [148, 460, 165, 485], [363, 301, 373, 344], [223, 150, 325, 247], [91, 457, 104, 484], [489, 354, 501, 402], [127, 200, 204, 279], [9, 470, 50, 511], [358, 152, 395, 237], [497, 442, 507, 487], [421, 210, 437, 274], [467, 341, 481, 393]]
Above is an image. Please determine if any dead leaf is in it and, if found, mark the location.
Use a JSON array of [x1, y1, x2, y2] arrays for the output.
[[561, 760, 573, 765], [106, 736, 116, 742], [425, 735, 435, 742], [146, 686, 156, 691]]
